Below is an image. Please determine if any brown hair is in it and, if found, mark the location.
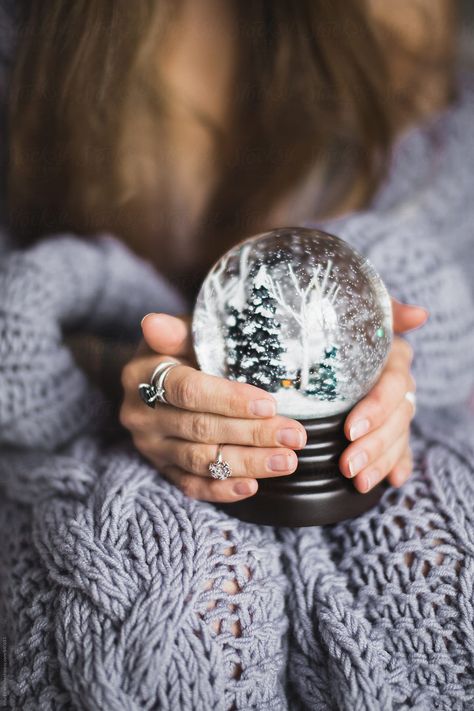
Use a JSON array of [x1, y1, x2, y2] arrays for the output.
[[6, 0, 455, 297]]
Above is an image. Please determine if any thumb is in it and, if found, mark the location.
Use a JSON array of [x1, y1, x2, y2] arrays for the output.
[[141, 313, 194, 358], [391, 298, 429, 334]]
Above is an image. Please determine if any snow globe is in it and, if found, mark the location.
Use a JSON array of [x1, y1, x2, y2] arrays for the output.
[[192, 227, 393, 526]]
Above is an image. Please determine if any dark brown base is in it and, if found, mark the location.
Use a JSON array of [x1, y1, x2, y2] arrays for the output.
[[216, 411, 386, 527]]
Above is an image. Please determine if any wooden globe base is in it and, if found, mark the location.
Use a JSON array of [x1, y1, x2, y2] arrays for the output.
[[216, 411, 386, 527]]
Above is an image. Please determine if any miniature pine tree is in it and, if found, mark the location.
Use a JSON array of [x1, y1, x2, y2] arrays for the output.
[[225, 282, 286, 392], [305, 346, 338, 400]]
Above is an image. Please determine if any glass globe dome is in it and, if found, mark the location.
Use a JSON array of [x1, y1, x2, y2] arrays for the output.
[[192, 227, 393, 419]]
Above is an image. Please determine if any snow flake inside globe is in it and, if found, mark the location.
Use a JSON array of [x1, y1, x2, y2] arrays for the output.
[[192, 227, 393, 419]]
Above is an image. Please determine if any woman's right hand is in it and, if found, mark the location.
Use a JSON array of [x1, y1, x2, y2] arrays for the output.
[[119, 313, 307, 502]]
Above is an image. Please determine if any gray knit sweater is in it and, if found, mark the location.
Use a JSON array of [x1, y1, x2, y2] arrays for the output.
[[1, 6, 474, 709]]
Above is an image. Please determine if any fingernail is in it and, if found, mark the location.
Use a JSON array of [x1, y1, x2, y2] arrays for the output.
[[348, 450, 368, 477], [276, 428, 305, 448], [141, 312, 155, 326], [234, 480, 257, 496], [268, 453, 295, 472], [359, 469, 379, 493], [349, 418, 370, 441], [407, 304, 430, 316], [250, 399, 276, 417], [394, 298, 429, 315]]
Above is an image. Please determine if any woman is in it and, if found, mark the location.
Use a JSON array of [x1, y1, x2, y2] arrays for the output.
[[0, 1, 473, 709]]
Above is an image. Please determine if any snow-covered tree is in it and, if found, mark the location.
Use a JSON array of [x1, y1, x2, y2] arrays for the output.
[[304, 346, 338, 400], [225, 276, 286, 392], [258, 260, 339, 390]]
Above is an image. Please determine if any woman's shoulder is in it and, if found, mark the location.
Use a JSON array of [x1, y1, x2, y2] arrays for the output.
[[372, 70, 474, 211], [307, 69, 474, 308]]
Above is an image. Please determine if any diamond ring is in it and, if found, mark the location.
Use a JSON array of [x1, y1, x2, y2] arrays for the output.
[[208, 444, 232, 480]]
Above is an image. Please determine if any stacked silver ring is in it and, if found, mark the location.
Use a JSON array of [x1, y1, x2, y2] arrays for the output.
[[138, 360, 179, 409]]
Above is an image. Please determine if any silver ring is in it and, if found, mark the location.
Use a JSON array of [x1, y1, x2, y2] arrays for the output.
[[138, 360, 180, 409], [208, 444, 232, 480], [405, 391, 416, 414]]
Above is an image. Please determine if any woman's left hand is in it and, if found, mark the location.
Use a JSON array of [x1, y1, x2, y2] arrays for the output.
[[339, 299, 428, 493]]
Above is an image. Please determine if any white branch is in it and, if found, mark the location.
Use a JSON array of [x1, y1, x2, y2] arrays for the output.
[[261, 268, 304, 326], [287, 265, 303, 297], [320, 259, 333, 297], [230, 244, 252, 311]]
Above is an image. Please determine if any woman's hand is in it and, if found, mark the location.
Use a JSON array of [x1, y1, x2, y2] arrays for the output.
[[338, 299, 428, 493], [119, 313, 308, 502], [120, 299, 427, 502]]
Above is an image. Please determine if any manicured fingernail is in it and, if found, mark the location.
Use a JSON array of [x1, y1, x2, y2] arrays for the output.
[[234, 480, 257, 496], [250, 399, 276, 417], [394, 298, 429, 315], [141, 312, 155, 326], [277, 428, 305, 448], [404, 305, 430, 332], [348, 450, 368, 477], [359, 469, 379, 493], [407, 304, 430, 316], [268, 453, 294, 472], [349, 418, 370, 441]]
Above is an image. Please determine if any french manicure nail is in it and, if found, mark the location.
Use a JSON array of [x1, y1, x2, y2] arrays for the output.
[[268, 453, 294, 472], [394, 298, 429, 315], [360, 469, 379, 493], [349, 418, 370, 441], [348, 450, 368, 477], [234, 481, 257, 496], [141, 312, 155, 326], [250, 399, 276, 417], [277, 428, 305, 448], [407, 304, 430, 315]]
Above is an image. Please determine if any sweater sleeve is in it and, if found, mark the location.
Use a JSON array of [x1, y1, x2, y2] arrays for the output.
[[0, 233, 188, 450], [306, 81, 474, 409]]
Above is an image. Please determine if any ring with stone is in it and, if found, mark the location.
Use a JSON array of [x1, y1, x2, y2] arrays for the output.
[[208, 444, 232, 480], [405, 391, 416, 414], [138, 360, 180, 409]]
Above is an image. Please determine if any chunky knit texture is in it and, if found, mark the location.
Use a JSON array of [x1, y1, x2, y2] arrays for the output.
[[1, 6, 474, 709]]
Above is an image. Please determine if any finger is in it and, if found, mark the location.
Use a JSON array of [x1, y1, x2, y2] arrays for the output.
[[345, 341, 415, 441], [384, 336, 415, 372], [340, 396, 415, 479], [387, 447, 413, 488], [152, 407, 307, 448], [391, 298, 429, 334], [141, 313, 194, 359], [155, 360, 278, 418], [156, 439, 298, 478], [352, 433, 408, 493], [162, 465, 259, 503], [122, 353, 278, 418]]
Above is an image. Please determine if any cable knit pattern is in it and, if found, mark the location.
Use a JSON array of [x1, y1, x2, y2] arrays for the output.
[[1, 10, 474, 711], [0, 234, 186, 449], [1, 441, 289, 710]]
